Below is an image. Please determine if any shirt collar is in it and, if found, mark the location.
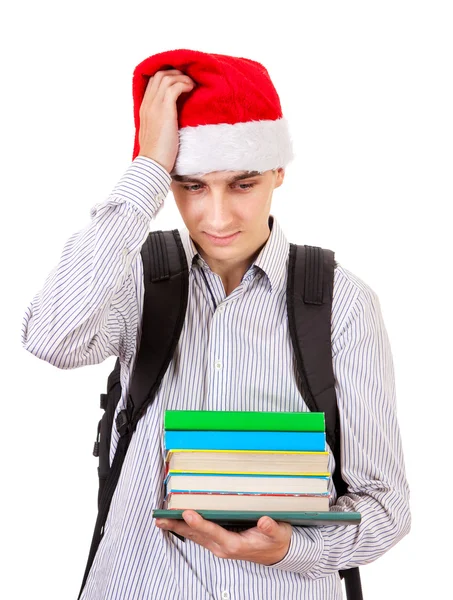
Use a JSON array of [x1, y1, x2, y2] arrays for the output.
[[179, 214, 290, 294]]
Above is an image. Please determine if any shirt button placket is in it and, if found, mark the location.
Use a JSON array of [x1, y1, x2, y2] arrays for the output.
[[214, 304, 224, 372]]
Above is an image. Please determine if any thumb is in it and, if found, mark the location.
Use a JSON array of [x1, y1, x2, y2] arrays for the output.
[[258, 516, 277, 535]]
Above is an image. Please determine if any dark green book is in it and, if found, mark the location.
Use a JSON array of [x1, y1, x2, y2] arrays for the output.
[[164, 410, 325, 432], [153, 509, 361, 527]]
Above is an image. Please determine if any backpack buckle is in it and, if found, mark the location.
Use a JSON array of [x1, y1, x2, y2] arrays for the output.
[[92, 419, 101, 456], [116, 394, 134, 437]]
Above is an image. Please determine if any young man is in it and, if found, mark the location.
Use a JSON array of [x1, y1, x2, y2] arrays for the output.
[[21, 49, 411, 599]]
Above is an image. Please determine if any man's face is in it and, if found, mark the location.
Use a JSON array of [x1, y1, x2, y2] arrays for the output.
[[170, 168, 285, 268]]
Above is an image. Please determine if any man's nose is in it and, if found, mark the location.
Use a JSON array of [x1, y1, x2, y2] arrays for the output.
[[204, 191, 233, 228]]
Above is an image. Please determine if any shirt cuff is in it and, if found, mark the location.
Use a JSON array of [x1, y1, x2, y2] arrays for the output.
[[108, 155, 172, 220], [265, 526, 325, 574]]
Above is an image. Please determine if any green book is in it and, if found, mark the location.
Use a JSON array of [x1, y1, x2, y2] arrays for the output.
[[164, 410, 325, 432], [153, 509, 361, 527]]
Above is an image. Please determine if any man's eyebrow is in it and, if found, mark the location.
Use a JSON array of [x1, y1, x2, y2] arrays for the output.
[[172, 171, 264, 184]]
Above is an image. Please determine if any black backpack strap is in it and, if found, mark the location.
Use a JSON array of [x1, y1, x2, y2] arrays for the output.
[[118, 229, 189, 436], [93, 356, 122, 509], [287, 244, 363, 600], [78, 229, 188, 599]]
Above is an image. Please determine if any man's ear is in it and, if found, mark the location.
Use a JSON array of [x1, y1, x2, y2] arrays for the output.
[[274, 167, 285, 189]]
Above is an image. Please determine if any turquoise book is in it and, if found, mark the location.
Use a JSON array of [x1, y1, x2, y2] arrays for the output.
[[152, 509, 362, 527], [164, 430, 326, 452]]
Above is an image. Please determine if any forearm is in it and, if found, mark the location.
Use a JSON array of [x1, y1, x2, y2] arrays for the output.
[[269, 480, 411, 578], [21, 156, 171, 368], [267, 269, 411, 577]]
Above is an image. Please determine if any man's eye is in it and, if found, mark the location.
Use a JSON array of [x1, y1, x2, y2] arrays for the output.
[[181, 183, 256, 192], [182, 184, 202, 192], [236, 183, 255, 190]]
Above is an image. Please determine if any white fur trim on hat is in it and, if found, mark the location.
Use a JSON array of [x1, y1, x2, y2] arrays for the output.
[[170, 117, 295, 176]]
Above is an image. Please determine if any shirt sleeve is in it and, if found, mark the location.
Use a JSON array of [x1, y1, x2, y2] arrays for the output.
[[20, 156, 172, 369], [266, 268, 412, 577]]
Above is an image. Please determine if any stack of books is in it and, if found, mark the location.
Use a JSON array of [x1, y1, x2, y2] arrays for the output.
[[162, 410, 331, 512]]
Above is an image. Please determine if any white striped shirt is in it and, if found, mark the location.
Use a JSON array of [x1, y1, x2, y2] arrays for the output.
[[21, 156, 411, 599]]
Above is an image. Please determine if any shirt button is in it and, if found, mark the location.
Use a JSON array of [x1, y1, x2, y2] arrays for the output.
[[217, 304, 225, 312], [221, 591, 230, 600], [215, 360, 222, 370]]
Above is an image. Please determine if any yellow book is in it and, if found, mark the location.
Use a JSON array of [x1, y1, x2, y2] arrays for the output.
[[165, 449, 329, 475]]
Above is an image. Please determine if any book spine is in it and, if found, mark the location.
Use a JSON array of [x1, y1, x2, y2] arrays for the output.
[[169, 470, 331, 476], [164, 473, 329, 494], [167, 491, 330, 498], [164, 430, 326, 452], [166, 472, 330, 480], [164, 410, 325, 432], [167, 489, 328, 496], [166, 449, 330, 458], [164, 491, 332, 510]]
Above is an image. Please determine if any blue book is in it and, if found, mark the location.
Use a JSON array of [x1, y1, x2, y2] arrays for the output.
[[164, 430, 326, 452]]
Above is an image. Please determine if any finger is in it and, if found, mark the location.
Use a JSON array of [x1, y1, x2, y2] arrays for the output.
[[156, 515, 216, 548], [181, 510, 239, 544], [157, 511, 240, 550], [156, 516, 233, 559], [156, 517, 194, 538], [155, 512, 207, 535], [140, 69, 187, 111], [153, 71, 194, 104], [257, 516, 281, 538]]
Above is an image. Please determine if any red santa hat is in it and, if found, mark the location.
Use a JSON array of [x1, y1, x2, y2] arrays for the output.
[[131, 48, 295, 176]]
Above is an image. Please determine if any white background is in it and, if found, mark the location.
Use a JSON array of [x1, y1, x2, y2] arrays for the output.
[[2, 1, 452, 598]]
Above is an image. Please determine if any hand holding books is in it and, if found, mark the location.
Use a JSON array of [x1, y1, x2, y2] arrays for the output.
[[156, 507, 293, 566]]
